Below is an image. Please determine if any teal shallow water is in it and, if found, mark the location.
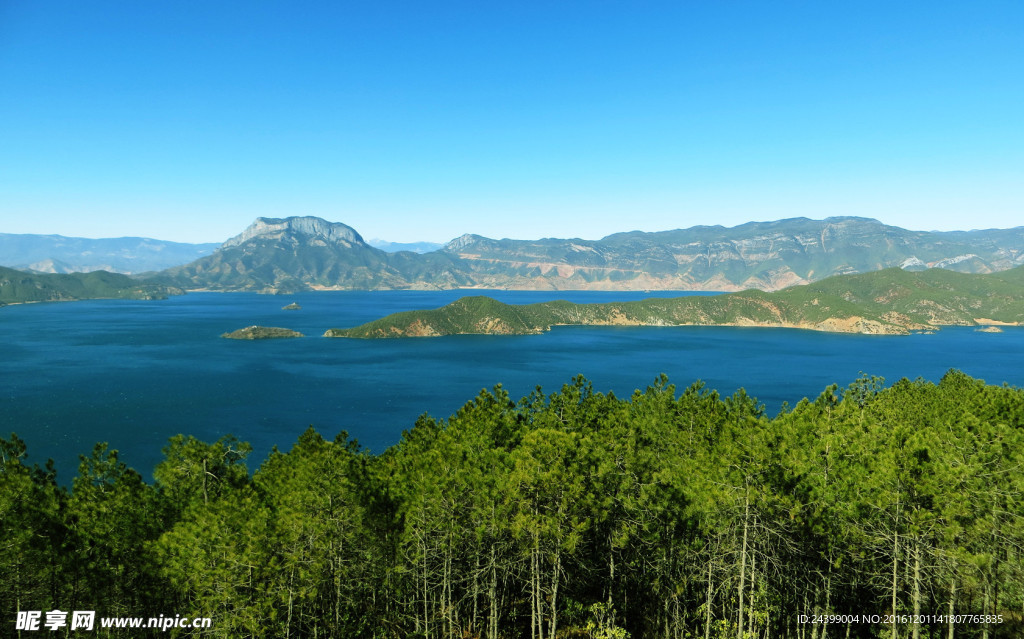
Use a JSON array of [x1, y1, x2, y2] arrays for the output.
[[2, 290, 1023, 481]]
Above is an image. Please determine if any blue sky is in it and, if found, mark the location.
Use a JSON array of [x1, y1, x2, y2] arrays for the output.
[[1, 1, 1021, 243]]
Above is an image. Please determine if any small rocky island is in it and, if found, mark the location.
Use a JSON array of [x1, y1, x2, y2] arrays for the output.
[[282, 302, 302, 310], [221, 326, 304, 340]]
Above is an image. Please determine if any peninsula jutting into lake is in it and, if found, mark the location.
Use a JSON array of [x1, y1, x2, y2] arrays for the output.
[[326, 265, 1024, 338]]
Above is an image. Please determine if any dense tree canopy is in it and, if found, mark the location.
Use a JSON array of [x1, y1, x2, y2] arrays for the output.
[[3, 371, 1023, 637]]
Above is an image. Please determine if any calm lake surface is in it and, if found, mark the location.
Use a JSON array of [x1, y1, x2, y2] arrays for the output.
[[3, 290, 1023, 481]]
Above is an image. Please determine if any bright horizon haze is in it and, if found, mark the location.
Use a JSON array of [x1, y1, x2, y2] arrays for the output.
[[1, 1, 1021, 244]]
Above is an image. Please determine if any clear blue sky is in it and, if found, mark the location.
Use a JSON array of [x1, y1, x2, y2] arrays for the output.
[[1, 1, 1021, 243]]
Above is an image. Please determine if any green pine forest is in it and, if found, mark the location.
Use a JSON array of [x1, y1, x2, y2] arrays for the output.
[[3, 371, 1023, 638]]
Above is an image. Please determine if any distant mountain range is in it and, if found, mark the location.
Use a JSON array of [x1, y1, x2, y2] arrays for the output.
[[5, 216, 1024, 296], [0, 233, 220, 274], [163, 215, 1024, 293], [0, 230, 442, 275], [368, 239, 444, 254]]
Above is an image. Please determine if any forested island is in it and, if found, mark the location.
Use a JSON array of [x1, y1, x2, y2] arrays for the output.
[[327, 266, 1024, 338], [2, 371, 1022, 638]]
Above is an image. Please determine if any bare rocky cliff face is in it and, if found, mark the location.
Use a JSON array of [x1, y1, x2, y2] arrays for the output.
[[167, 216, 1024, 292], [221, 217, 365, 249]]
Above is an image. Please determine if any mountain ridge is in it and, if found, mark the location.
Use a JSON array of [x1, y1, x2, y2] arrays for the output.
[[0, 233, 220, 274], [165, 215, 1024, 293], [368, 239, 444, 254]]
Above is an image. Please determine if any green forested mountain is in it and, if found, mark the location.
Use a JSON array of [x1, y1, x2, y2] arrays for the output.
[[0, 265, 182, 306], [327, 265, 1024, 337], [3, 371, 1022, 637], [165, 216, 1024, 293]]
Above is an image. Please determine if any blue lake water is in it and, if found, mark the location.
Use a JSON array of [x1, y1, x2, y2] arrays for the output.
[[2, 290, 1023, 482]]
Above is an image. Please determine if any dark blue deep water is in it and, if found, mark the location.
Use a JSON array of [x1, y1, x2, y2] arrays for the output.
[[3, 290, 1023, 481]]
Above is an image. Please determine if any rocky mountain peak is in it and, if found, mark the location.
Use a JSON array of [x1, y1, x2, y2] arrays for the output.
[[444, 233, 483, 252], [221, 216, 365, 249]]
